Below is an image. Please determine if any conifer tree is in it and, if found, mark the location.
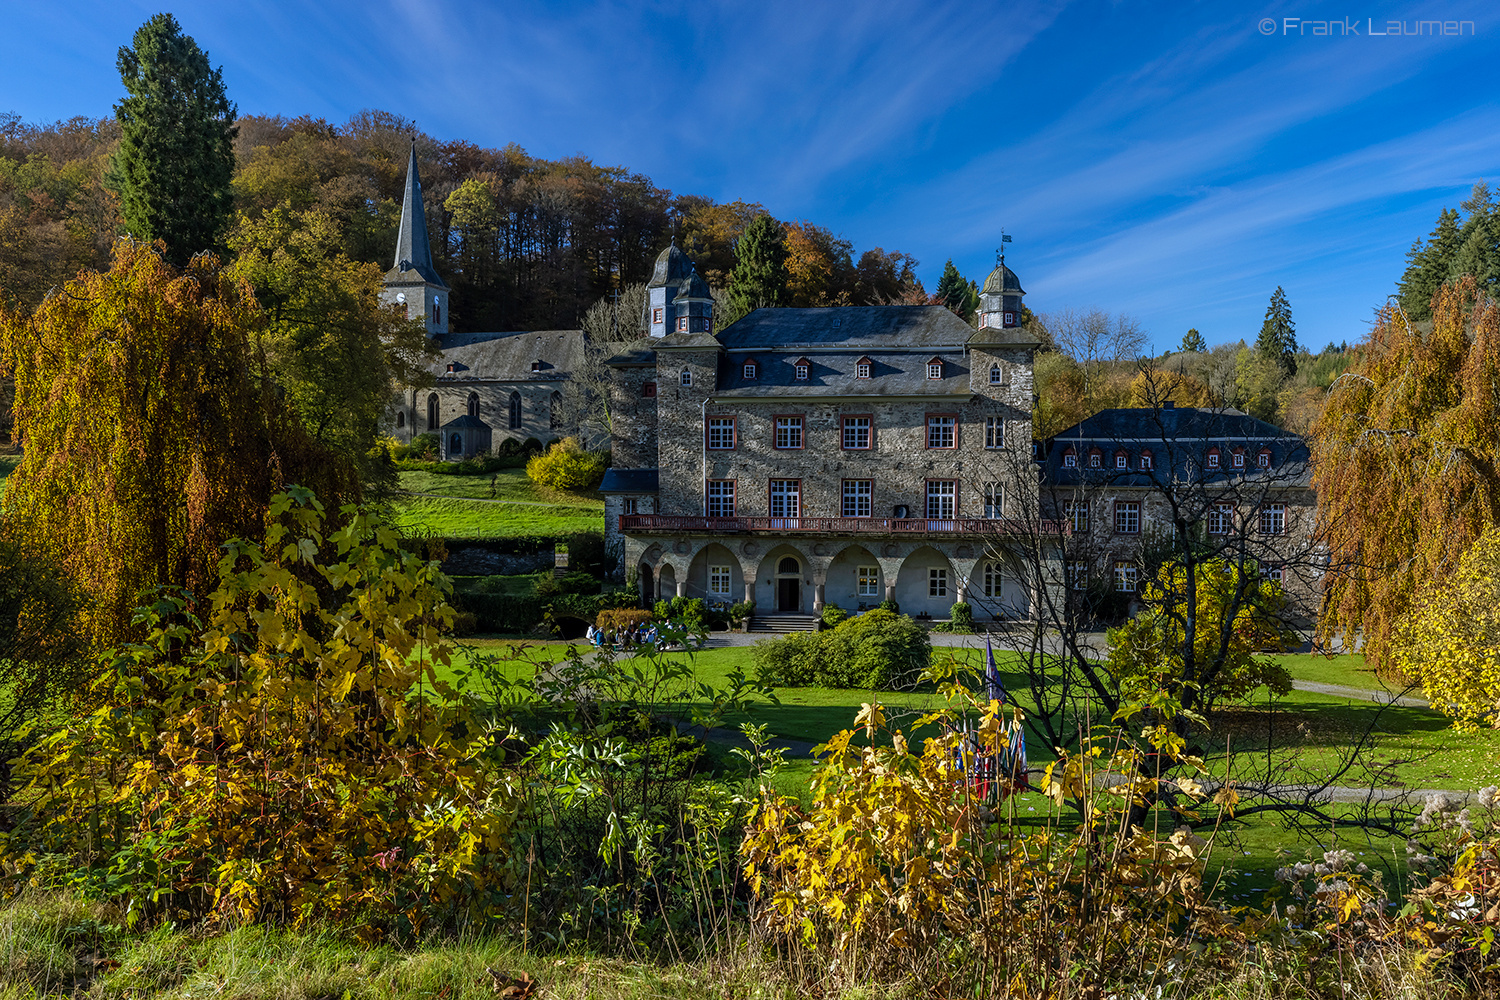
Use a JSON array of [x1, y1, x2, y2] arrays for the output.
[[725, 214, 788, 323], [934, 259, 978, 320], [1255, 286, 1298, 377], [108, 13, 237, 266], [1399, 207, 1462, 320], [1180, 328, 1206, 353]]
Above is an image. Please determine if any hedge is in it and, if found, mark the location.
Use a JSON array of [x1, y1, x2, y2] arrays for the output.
[[752, 609, 931, 689]]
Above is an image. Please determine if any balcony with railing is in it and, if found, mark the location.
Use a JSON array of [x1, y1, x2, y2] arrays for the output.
[[619, 514, 1067, 537]]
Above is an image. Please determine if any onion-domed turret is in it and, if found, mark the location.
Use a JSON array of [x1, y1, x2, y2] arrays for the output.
[[645, 243, 715, 338], [978, 259, 1025, 330]]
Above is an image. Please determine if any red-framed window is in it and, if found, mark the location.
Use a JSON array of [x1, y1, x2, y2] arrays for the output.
[[1258, 448, 1272, 469], [841, 415, 872, 450], [855, 356, 872, 379], [1115, 450, 1129, 470], [1232, 449, 1245, 469], [1063, 448, 1077, 469], [774, 415, 804, 449], [768, 479, 801, 518], [794, 356, 812, 381], [705, 479, 736, 518], [926, 413, 957, 449], [641, 381, 657, 398], [926, 479, 958, 518], [1259, 502, 1286, 535], [926, 357, 944, 380], [841, 479, 873, 517], [706, 415, 736, 450], [1206, 447, 1220, 469], [1089, 448, 1102, 468], [1140, 451, 1153, 471], [985, 417, 1004, 449]]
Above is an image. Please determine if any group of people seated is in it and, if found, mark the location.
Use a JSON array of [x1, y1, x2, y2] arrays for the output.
[[584, 623, 662, 649]]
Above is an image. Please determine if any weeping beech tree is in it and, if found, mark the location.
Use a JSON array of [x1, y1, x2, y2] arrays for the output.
[[0, 239, 357, 647], [1312, 277, 1500, 670]]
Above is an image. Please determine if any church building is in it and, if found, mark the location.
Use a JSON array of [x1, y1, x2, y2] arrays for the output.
[[382, 142, 590, 459]]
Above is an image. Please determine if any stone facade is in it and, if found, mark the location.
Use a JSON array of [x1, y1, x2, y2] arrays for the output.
[[600, 252, 1058, 621], [1039, 406, 1320, 612]]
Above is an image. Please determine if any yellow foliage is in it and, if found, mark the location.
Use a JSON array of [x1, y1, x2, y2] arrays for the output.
[[1393, 526, 1500, 730], [525, 436, 606, 491], [0, 490, 517, 937]]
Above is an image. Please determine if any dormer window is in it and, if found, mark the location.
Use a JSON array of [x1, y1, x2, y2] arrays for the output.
[[1115, 451, 1128, 470], [989, 364, 1003, 385], [1258, 448, 1272, 469], [1140, 451, 1153, 471], [927, 358, 943, 380], [680, 368, 692, 387], [1089, 449, 1102, 469], [794, 357, 811, 381], [1207, 448, 1220, 469], [855, 356, 872, 379], [1232, 449, 1245, 469], [743, 361, 757, 380], [531, 360, 542, 373], [677, 317, 688, 332], [1063, 449, 1077, 468]]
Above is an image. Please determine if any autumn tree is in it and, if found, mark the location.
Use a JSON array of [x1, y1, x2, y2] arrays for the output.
[[0, 241, 355, 647], [677, 196, 764, 288], [1312, 277, 1500, 671], [853, 247, 925, 304], [108, 14, 237, 266], [228, 206, 436, 495], [1256, 286, 1298, 377], [1392, 525, 1500, 730]]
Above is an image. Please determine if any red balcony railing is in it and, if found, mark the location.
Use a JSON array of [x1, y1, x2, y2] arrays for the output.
[[619, 514, 1067, 536]]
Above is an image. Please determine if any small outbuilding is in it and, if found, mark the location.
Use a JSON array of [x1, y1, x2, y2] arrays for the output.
[[439, 413, 492, 461]]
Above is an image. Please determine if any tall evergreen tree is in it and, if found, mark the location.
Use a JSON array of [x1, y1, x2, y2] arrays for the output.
[[933, 259, 970, 317], [1398, 207, 1462, 320], [1255, 286, 1298, 377], [108, 13, 237, 266], [1180, 328, 1207, 353], [725, 214, 788, 322]]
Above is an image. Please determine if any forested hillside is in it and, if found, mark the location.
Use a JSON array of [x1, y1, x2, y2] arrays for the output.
[[0, 109, 925, 332]]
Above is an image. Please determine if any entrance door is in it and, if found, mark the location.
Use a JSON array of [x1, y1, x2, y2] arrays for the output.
[[777, 577, 801, 612]]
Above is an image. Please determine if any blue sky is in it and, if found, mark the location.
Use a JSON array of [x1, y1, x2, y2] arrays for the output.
[[5, 1, 1498, 352]]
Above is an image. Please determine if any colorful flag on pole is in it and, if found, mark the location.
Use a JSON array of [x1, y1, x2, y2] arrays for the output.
[[985, 634, 1029, 791]]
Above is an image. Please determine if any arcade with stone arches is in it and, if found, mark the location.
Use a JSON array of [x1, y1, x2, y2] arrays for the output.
[[632, 536, 1035, 620]]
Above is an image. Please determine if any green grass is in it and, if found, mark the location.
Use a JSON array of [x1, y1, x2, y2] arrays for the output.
[[397, 467, 603, 508], [393, 496, 602, 538]]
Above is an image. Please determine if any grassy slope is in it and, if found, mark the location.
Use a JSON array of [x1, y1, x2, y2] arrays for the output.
[[391, 468, 603, 538]]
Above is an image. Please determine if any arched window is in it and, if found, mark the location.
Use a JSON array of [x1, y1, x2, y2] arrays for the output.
[[434, 301, 441, 325], [395, 411, 406, 429], [983, 561, 1004, 598], [549, 391, 562, 429], [778, 557, 800, 575], [989, 364, 1003, 385], [467, 392, 479, 418], [508, 391, 522, 430], [427, 394, 439, 431]]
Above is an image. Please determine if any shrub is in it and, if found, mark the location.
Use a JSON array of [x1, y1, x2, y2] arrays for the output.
[[821, 603, 849, 628], [933, 601, 975, 633], [0, 490, 516, 934], [753, 609, 931, 689], [407, 432, 439, 460], [751, 631, 822, 686], [876, 599, 900, 614], [596, 608, 652, 632], [525, 436, 607, 491], [653, 595, 707, 632], [729, 599, 756, 626]]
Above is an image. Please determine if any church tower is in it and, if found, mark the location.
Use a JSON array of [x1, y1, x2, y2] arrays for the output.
[[382, 140, 449, 338], [978, 257, 1025, 331]]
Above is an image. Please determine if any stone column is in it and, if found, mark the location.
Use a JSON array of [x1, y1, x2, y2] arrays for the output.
[[885, 583, 896, 602], [676, 579, 687, 598], [956, 585, 967, 604], [813, 583, 825, 612], [744, 581, 755, 603]]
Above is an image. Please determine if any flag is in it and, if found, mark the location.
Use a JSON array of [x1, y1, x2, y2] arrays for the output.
[[1001, 234, 1012, 243], [985, 634, 1030, 792]]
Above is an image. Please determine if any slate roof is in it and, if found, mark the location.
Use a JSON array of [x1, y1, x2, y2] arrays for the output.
[[648, 244, 712, 299], [1043, 407, 1311, 488], [718, 305, 975, 350], [429, 330, 588, 382], [440, 413, 492, 430], [599, 468, 660, 493], [981, 264, 1024, 295], [386, 141, 446, 288], [715, 349, 970, 398]]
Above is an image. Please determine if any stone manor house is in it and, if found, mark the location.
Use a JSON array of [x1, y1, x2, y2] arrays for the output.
[[382, 146, 1315, 622]]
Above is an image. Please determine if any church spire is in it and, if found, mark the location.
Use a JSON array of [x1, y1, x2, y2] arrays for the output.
[[393, 139, 444, 287]]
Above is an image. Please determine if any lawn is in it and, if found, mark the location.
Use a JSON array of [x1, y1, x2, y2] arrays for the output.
[[397, 467, 603, 509], [393, 495, 602, 538], [391, 468, 603, 538]]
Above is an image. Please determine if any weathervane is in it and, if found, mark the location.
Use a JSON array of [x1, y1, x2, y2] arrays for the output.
[[997, 230, 1012, 268]]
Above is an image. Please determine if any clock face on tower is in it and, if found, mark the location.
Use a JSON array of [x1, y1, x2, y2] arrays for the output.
[[396, 293, 407, 304]]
